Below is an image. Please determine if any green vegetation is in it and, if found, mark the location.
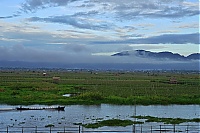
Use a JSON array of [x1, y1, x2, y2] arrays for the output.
[[0, 69, 199, 105], [80, 116, 200, 128], [132, 116, 200, 124], [83, 119, 143, 128]]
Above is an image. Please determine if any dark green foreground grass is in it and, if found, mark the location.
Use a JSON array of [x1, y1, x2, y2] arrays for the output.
[[133, 116, 200, 124], [0, 70, 199, 105], [80, 116, 200, 128], [82, 119, 143, 128]]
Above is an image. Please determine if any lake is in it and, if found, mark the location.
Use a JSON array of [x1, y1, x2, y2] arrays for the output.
[[0, 104, 199, 132]]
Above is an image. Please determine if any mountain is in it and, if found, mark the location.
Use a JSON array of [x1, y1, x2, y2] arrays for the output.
[[112, 50, 200, 61], [186, 53, 200, 60]]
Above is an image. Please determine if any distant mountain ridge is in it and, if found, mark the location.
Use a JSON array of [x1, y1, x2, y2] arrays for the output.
[[112, 50, 200, 60]]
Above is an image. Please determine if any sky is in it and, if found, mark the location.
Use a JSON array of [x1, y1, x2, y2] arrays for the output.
[[0, 0, 199, 65]]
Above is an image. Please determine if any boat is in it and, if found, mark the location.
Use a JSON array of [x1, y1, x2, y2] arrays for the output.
[[16, 106, 65, 111]]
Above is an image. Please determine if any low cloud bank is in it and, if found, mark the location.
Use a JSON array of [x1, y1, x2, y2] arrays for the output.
[[0, 44, 199, 70]]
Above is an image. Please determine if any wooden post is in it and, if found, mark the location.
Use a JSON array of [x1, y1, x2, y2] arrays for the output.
[[22, 127, 23, 133], [79, 125, 81, 133], [140, 125, 142, 133], [82, 125, 84, 133], [50, 126, 51, 133], [133, 124, 136, 133], [160, 125, 161, 133], [64, 126, 65, 133], [35, 126, 37, 133], [7, 127, 8, 133], [151, 126, 152, 133], [173, 124, 175, 133]]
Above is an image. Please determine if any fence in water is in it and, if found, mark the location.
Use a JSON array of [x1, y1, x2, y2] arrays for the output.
[[0, 124, 199, 133]]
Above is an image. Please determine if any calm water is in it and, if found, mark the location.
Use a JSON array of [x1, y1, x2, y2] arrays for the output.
[[0, 104, 199, 132]]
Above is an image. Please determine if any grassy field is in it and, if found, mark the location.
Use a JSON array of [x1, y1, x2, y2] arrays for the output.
[[0, 69, 199, 105]]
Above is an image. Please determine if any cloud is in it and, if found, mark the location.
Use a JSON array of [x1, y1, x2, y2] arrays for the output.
[[0, 21, 115, 55], [62, 43, 90, 53], [20, 0, 199, 19], [115, 3, 199, 20], [91, 0, 199, 19], [0, 44, 137, 63], [0, 44, 67, 62], [27, 15, 110, 30], [21, 0, 80, 13], [175, 23, 199, 29], [72, 10, 99, 17], [0, 14, 20, 19], [146, 33, 199, 44], [0, 0, 199, 71], [91, 33, 200, 45]]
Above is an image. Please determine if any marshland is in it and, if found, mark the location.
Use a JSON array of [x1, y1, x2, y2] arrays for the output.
[[0, 69, 199, 132]]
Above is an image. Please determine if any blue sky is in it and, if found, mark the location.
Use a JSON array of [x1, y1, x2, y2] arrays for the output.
[[0, 0, 199, 64]]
